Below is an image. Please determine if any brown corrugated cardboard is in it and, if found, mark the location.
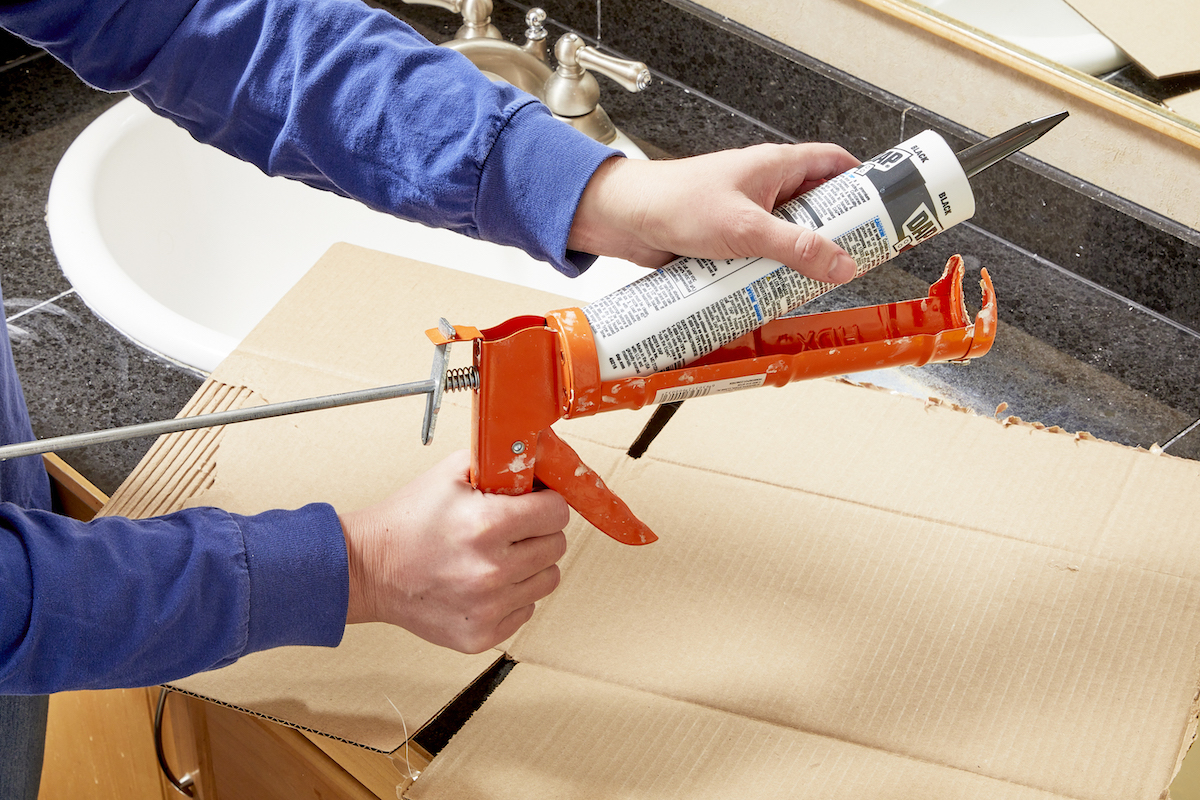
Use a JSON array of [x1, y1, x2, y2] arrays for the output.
[[103, 244, 1200, 798], [1167, 89, 1200, 126], [409, 664, 1074, 800], [1064, 0, 1200, 78]]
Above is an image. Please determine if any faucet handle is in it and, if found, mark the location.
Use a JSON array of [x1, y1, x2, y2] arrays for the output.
[[545, 33, 651, 119], [400, 0, 502, 40], [573, 43, 652, 94], [522, 8, 549, 62], [543, 34, 651, 145], [552, 33, 651, 94]]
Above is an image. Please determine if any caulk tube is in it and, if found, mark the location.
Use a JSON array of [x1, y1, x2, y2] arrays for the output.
[[583, 129, 976, 380]]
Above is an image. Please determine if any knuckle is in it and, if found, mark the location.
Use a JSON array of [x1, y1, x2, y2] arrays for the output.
[[462, 562, 504, 596], [543, 564, 562, 595], [548, 532, 568, 562], [549, 492, 571, 526]]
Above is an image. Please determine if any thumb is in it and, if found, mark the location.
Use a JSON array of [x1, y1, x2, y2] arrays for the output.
[[754, 214, 858, 284]]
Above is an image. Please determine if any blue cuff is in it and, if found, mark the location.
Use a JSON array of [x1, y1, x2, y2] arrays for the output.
[[235, 503, 348, 653], [476, 101, 620, 277]]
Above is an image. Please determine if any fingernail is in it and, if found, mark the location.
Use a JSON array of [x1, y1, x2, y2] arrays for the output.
[[828, 254, 856, 283]]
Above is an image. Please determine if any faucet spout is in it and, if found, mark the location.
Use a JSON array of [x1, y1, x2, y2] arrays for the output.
[[399, 0, 501, 40]]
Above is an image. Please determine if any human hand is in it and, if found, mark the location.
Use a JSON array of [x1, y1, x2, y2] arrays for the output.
[[339, 450, 569, 654], [568, 143, 861, 284]]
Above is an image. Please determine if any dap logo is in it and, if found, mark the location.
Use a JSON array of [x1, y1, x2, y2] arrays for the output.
[[857, 145, 945, 254]]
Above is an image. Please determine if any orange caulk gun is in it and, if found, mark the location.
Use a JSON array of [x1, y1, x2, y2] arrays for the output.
[[428, 255, 996, 546], [0, 257, 994, 545]]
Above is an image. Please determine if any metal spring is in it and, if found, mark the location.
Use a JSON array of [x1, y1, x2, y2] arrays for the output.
[[444, 366, 480, 392]]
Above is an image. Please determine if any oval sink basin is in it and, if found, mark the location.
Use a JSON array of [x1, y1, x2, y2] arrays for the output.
[[924, 0, 1129, 75], [48, 97, 650, 373]]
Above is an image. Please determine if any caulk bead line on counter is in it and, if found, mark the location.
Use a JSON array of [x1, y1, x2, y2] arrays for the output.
[[584, 129, 975, 381]]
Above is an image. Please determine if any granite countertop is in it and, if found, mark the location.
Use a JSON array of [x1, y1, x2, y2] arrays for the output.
[[1, 3, 1199, 498]]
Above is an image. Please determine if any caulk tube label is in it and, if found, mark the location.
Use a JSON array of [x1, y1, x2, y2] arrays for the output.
[[584, 129, 976, 382]]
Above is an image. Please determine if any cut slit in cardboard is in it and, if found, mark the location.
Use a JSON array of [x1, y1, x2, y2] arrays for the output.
[[101, 244, 1200, 799]]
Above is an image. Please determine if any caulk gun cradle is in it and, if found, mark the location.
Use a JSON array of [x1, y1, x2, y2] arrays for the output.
[[427, 255, 997, 546]]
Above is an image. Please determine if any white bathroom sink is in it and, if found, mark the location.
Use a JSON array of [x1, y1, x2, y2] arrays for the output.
[[48, 97, 650, 373], [922, 0, 1129, 75]]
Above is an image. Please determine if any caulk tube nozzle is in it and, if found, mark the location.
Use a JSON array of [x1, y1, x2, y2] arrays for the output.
[[956, 111, 1069, 179]]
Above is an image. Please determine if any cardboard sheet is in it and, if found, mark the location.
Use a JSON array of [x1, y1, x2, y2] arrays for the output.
[[409, 664, 1069, 800], [1167, 88, 1200, 127], [1064, 0, 1200, 78], [103, 244, 1200, 797], [102, 245, 653, 752], [504, 387, 1200, 799]]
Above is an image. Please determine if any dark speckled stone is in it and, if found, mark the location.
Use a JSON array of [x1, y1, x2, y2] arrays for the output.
[[0, 29, 37, 67], [0, 56, 118, 146], [544, 0, 597, 40], [601, 78, 783, 156], [0, 55, 202, 493], [1170, 423, 1200, 460], [903, 107, 1200, 334], [601, 0, 902, 156]]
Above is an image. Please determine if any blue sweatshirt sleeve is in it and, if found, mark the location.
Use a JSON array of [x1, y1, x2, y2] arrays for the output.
[[0, 501, 348, 694], [0, 0, 618, 276]]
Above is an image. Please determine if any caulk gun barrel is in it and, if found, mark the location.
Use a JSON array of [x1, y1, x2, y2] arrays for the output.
[[956, 111, 1069, 179]]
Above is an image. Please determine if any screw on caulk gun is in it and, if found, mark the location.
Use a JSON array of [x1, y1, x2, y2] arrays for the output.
[[583, 111, 1069, 382]]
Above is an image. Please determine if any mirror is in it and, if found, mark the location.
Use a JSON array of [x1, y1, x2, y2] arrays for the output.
[[858, 0, 1200, 151]]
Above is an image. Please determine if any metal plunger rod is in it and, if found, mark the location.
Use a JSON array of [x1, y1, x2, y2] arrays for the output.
[[0, 379, 438, 461], [956, 111, 1069, 178]]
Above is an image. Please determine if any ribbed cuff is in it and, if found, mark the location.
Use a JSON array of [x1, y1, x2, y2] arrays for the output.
[[476, 100, 620, 277], [236, 503, 348, 653]]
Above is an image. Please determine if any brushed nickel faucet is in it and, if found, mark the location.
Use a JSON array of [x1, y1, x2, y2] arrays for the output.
[[400, 0, 651, 145], [544, 32, 651, 144], [403, 0, 502, 39]]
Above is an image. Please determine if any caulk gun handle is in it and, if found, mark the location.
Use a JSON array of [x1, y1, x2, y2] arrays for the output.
[[467, 316, 656, 545]]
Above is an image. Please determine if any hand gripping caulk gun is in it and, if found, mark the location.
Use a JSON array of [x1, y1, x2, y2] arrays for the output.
[[0, 113, 1064, 544]]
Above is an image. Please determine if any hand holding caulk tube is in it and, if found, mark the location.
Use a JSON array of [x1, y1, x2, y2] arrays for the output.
[[569, 142, 863, 285], [575, 112, 1068, 381]]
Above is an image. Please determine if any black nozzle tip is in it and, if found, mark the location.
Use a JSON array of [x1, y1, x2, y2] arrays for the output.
[[957, 111, 1070, 178]]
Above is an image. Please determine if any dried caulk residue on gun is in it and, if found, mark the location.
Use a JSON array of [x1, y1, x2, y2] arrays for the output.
[[582, 112, 1067, 382]]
